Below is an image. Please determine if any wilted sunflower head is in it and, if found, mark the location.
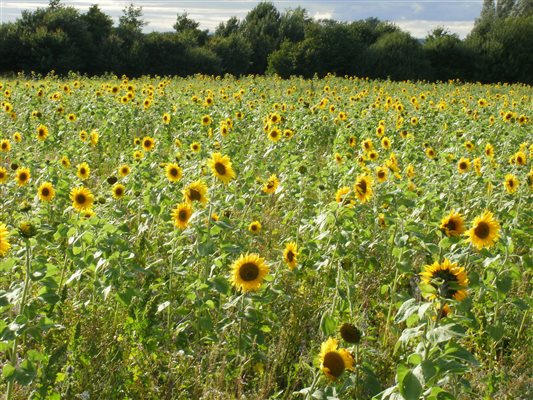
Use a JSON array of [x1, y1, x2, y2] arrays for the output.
[[340, 323, 362, 344]]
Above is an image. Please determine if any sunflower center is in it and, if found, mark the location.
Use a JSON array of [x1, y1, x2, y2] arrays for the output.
[[115, 188, 123, 196], [178, 210, 188, 221], [378, 171, 385, 179], [508, 180, 514, 188], [41, 188, 50, 196], [323, 352, 345, 378], [170, 168, 178, 177], [251, 225, 258, 231], [1, 143, 6, 149], [474, 221, 490, 239], [287, 251, 295, 262], [432, 270, 460, 298], [239, 262, 259, 282], [19, 173, 28, 181], [76, 194, 87, 204], [80, 168, 86, 175], [459, 162, 467, 169], [215, 162, 227, 175], [357, 180, 367, 194], [445, 219, 456, 231], [189, 188, 201, 201]]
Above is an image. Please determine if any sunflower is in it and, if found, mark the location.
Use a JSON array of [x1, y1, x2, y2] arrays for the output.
[[484, 143, 494, 158], [354, 175, 373, 203], [268, 127, 281, 142], [319, 338, 354, 381], [335, 186, 351, 205], [381, 136, 391, 150], [90, 131, 99, 146], [0, 223, 10, 257], [465, 211, 501, 250], [190, 142, 201, 153], [79, 130, 88, 142], [70, 187, 94, 212], [208, 152, 236, 184], [283, 242, 298, 270], [16, 167, 30, 186], [473, 157, 482, 176], [38, 182, 56, 202], [439, 210, 465, 237], [61, 156, 71, 168], [457, 158, 470, 174], [229, 253, 269, 293], [514, 151, 527, 166], [527, 168, 533, 189], [504, 174, 519, 194], [77, 162, 90, 180], [112, 183, 126, 199], [165, 163, 183, 183], [362, 139, 373, 152], [36, 124, 49, 141], [262, 174, 279, 194], [425, 147, 436, 159], [142, 136, 155, 152], [0, 167, 7, 184], [201, 115, 212, 126], [13, 132, 22, 142], [183, 180, 209, 204], [133, 150, 144, 160], [406, 164, 415, 179], [162, 113, 171, 124], [248, 221, 262, 234], [0, 139, 10, 152], [376, 166, 388, 183], [340, 323, 362, 344], [118, 164, 131, 177], [171, 202, 193, 229], [420, 259, 468, 301]]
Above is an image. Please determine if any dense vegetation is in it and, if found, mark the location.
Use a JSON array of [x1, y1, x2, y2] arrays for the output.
[[1, 0, 533, 83], [0, 73, 531, 399]]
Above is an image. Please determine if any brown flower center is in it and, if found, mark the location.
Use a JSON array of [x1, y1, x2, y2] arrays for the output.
[[323, 352, 345, 378], [41, 188, 50, 197], [239, 262, 259, 282], [215, 162, 226, 175], [19, 173, 28, 181], [287, 251, 295, 262], [189, 188, 201, 201], [474, 221, 490, 239], [76, 194, 86, 204], [357, 180, 367, 194], [178, 209, 188, 221]]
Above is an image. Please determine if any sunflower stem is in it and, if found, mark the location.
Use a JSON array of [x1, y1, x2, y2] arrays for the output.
[[6, 239, 32, 400]]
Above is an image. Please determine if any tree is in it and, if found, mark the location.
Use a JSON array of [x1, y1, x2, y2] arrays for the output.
[[424, 28, 467, 81], [173, 12, 207, 45], [215, 16, 240, 37], [119, 3, 146, 33]]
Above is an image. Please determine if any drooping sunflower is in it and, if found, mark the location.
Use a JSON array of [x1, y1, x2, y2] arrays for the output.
[[70, 187, 94, 212], [248, 221, 262, 234], [262, 174, 279, 194], [504, 174, 519, 194], [112, 183, 126, 199], [0, 223, 10, 257], [77, 162, 90, 180], [319, 338, 354, 381], [165, 163, 183, 183], [340, 323, 362, 344], [354, 175, 373, 203], [527, 168, 533, 190], [208, 152, 236, 185], [0, 167, 8, 184], [182, 180, 209, 204], [118, 164, 131, 177], [283, 242, 299, 271], [465, 211, 501, 250], [457, 158, 470, 173], [142, 136, 155, 152], [420, 259, 468, 301], [484, 143, 494, 158], [439, 210, 466, 237], [171, 202, 193, 229], [38, 182, 56, 202], [229, 253, 269, 293], [36, 124, 49, 141], [15, 167, 31, 186]]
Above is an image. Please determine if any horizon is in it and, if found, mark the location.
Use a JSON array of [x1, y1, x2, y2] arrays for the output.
[[0, 0, 483, 39]]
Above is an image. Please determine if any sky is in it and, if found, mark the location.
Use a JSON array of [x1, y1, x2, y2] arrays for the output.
[[0, 0, 484, 38]]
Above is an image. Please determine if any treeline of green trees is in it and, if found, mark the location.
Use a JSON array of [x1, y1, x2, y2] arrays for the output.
[[1, 0, 532, 83]]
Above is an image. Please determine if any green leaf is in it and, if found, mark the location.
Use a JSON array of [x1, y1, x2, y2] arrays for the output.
[[3, 364, 15, 379], [320, 314, 336, 336], [395, 299, 418, 323], [426, 323, 464, 343], [399, 368, 422, 400], [486, 323, 504, 341], [496, 275, 512, 294]]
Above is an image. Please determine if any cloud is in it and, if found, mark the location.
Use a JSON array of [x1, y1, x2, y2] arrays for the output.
[[394, 19, 475, 38]]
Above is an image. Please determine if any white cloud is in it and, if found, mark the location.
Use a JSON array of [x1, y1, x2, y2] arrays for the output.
[[393, 19, 475, 39]]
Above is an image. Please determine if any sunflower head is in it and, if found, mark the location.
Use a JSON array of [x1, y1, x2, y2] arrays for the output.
[[465, 211, 501, 250], [354, 175, 373, 203], [319, 338, 354, 381], [142, 136, 155, 151], [0, 223, 11, 257], [504, 174, 519, 194], [283, 242, 298, 271], [457, 158, 470, 173], [70, 187, 94, 212], [38, 182, 56, 202], [77, 162, 90, 180], [183, 180, 209, 204], [16, 167, 31, 186], [165, 163, 183, 183], [0, 167, 8, 184], [335, 187, 351, 205], [262, 174, 279, 194], [208, 152, 236, 185], [171, 202, 193, 229], [248, 221, 262, 234], [420, 259, 468, 301], [119, 164, 131, 177], [112, 183, 126, 199], [340, 323, 362, 344], [230, 253, 269, 293], [439, 210, 466, 237]]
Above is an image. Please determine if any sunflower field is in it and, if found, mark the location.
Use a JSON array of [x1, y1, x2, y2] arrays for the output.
[[0, 74, 531, 399]]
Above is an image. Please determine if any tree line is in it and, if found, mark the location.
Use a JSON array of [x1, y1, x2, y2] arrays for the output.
[[0, 0, 532, 83]]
